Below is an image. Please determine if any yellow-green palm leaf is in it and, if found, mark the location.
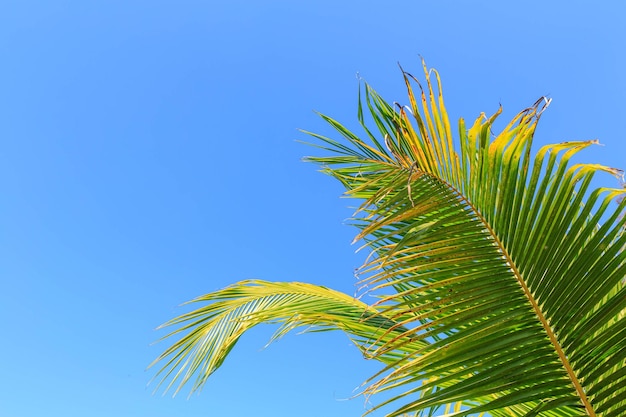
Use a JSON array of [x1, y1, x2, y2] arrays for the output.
[[152, 61, 626, 417], [149, 280, 423, 395]]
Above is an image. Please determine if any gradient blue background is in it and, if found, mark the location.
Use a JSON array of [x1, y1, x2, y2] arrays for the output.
[[1, 1, 624, 416]]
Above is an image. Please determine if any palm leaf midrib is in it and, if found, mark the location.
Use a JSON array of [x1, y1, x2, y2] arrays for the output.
[[471, 194, 596, 416]]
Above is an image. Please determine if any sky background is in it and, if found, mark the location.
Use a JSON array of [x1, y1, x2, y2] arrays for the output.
[[0, 1, 624, 416]]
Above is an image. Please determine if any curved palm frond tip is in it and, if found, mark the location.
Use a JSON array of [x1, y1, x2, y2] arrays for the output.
[[151, 60, 626, 417]]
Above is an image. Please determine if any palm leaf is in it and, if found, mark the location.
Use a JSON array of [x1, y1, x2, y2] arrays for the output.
[[306, 61, 625, 416], [149, 280, 424, 396], [152, 60, 626, 417]]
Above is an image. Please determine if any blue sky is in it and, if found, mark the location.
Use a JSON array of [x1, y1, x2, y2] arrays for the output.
[[0, 1, 624, 416]]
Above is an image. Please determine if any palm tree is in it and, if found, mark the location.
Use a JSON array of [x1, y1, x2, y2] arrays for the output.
[[150, 61, 626, 417]]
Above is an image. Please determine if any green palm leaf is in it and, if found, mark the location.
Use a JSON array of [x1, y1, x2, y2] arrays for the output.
[[149, 280, 423, 396], [151, 61, 626, 417]]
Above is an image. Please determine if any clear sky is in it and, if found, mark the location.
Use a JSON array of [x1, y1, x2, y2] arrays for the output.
[[0, 1, 624, 416]]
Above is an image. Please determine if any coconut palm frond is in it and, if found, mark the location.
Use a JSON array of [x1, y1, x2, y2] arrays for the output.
[[152, 61, 626, 417]]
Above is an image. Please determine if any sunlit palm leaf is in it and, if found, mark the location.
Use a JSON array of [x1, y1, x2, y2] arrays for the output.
[[306, 61, 625, 416], [152, 60, 626, 417], [149, 280, 424, 396]]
